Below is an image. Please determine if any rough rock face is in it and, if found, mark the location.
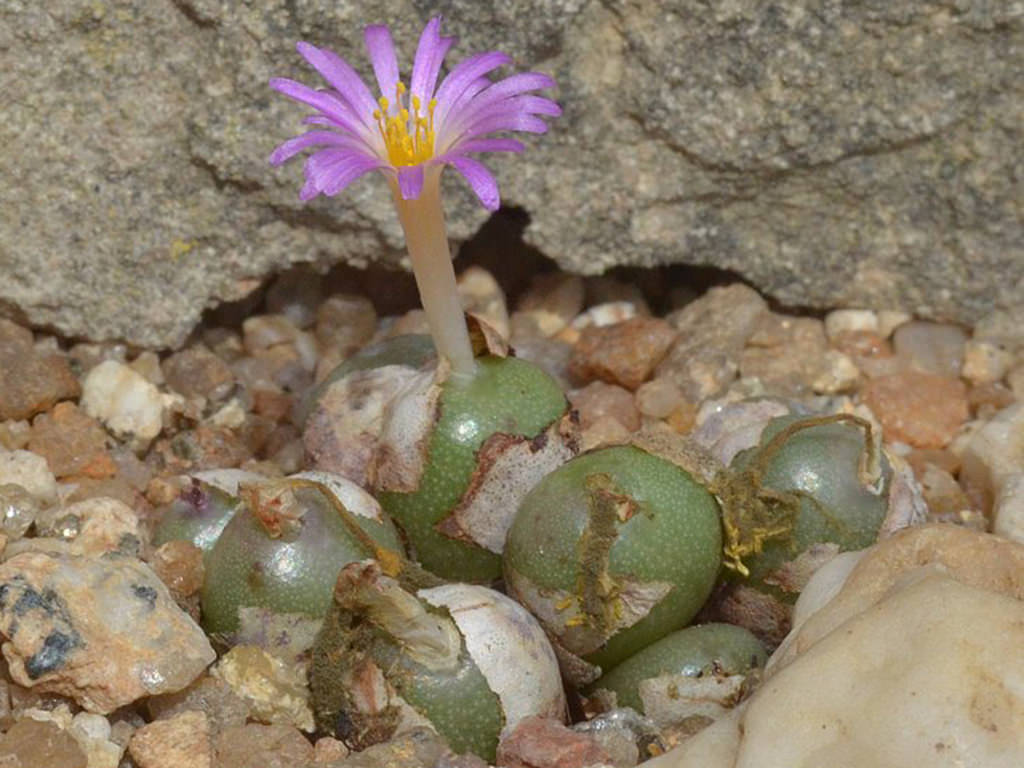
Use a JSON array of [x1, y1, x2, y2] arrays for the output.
[[646, 525, 1024, 768], [2, 1, 1020, 347], [0, 552, 215, 713]]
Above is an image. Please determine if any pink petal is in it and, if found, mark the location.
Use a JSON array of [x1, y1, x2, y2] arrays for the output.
[[364, 25, 399, 103], [270, 78, 369, 138], [268, 130, 364, 165], [302, 150, 382, 198], [433, 51, 512, 124], [462, 72, 557, 114], [397, 165, 425, 200], [295, 42, 378, 128], [446, 113, 550, 151], [431, 154, 500, 210], [442, 94, 561, 145], [410, 17, 456, 109]]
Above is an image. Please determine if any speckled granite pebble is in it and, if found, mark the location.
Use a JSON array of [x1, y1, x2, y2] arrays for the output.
[[0, 552, 214, 713]]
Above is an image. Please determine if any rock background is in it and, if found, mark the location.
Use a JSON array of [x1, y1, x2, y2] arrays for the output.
[[1, 0, 1021, 348]]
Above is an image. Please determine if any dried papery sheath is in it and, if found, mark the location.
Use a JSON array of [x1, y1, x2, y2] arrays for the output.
[[269, 17, 560, 377]]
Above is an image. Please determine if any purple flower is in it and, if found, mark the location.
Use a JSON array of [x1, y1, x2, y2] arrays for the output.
[[269, 17, 560, 211]]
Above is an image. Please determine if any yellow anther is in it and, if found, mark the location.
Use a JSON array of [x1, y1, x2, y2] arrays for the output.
[[371, 80, 436, 167]]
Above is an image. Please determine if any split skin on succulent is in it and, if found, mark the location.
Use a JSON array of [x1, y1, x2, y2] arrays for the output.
[[698, 410, 926, 646], [273, 17, 577, 583], [588, 623, 766, 729], [310, 558, 566, 762], [503, 439, 724, 684], [199, 471, 404, 639]]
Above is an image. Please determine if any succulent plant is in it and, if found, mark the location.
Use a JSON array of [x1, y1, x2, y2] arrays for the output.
[[719, 414, 892, 598], [152, 477, 245, 556], [311, 559, 566, 761], [589, 623, 766, 721], [504, 443, 723, 682], [375, 354, 577, 583], [199, 472, 403, 637]]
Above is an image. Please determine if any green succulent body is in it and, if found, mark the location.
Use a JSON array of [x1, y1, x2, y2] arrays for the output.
[[591, 623, 767, 713], [727, 416, 891, 598], [298, 334, 437, 425], [312, 584, 504, 761], [370, 630, 503, 759], [200, 487, 402, 636], [379, 355, 569, 583], [504, 445, 723, 672], [152, 480, 240, 556]]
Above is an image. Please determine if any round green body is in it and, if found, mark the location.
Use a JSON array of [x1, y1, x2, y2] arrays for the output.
[[152, 479, 240, 556], [729, 416, 891, 598], [591, 622, 767, 713], [200, 486, 403, 636], [378, 355, 569, 583], [504, 445, 723, 672]]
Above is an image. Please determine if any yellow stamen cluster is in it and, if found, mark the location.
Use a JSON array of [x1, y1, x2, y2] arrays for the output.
[[373, 81, 437, 166]]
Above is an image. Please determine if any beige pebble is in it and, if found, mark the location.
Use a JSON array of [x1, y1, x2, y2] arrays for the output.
[[129, 710, 211, 768]]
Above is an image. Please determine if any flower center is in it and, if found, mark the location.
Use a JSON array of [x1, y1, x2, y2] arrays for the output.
[[373, 82, 437, 166]]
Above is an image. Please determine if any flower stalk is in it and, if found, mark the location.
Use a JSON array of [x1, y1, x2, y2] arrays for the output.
[[391, 168, 476, 379], [268, 16, 559, 380]]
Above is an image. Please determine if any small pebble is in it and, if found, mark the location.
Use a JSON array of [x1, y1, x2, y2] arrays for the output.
[[163, 345, 235, 401], [569, 381, 641, 433], [658, 284, 768, 401], [823, 309, 878, 341], [213, 723, 314, 768], [635, 378, 685, 419], [0, 325, 81, 421], [569, 316, 677, 390], [0, 551, 215, 713], [0, 717, 87, 768], [0, 483, 37, 544], [876, 309, 913, 339], [147, 675, 251, 735], [496, 715, 612, 768], [212, 646, 314, 732], [517, 273, 585, 336], [315, 294, 377, 354], [892, 321, 968, 378], [861, 370, 969, 448], [0, 449, 58, 504], [81, 360, 169, 445], [28, 402, 116, 479], [130, 350, 165, 386], [313, 736, 349, 763], [242, 314, 300, 353], [70, 711, 125, 768], [571, 300, 640, 330], [962, 339, 1013, 385], [129, 710, 212, 768]]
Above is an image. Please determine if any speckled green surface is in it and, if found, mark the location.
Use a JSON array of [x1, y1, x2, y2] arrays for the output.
[[729, 416, 891, 596], [152, 480, 240, 557], [371, 633, 505, 761], [591, 622, 767, 713], [380, 355, 568, 583], [504, 445, 723, 670], [200, 486, 403, 635]]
